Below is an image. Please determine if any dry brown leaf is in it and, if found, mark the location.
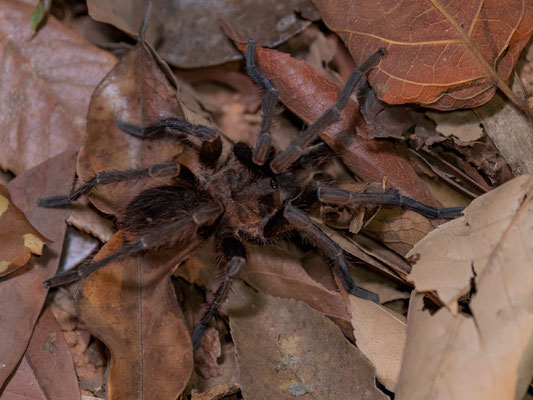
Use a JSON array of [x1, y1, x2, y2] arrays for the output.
[[408, 174, 533, 312], [241, 245, 353, 336], [228, 282, 387, 400], [364, 208, 434, 256], [397, 175, 533, 400], [0, 355, 47, 399], [0, 151, 75, 387], [87, 0, 318, 68], [315, 0, 533, 110], [350, 296, 406, 392], [0, 0, 116, 175], [0, 184, 48, 276], [25, 306, 81, 400], [232, 40, 442, 208], [76, 231, 201, 400], [77, 35, 185, 217]]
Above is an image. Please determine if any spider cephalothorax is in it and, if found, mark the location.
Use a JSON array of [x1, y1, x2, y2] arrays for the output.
[[39, 40, 463, 348]]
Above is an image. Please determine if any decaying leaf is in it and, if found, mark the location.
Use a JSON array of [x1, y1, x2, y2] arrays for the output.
[[398, 175, 533, 399], [76, 33, 185, 216], [0, 151, 75, 387], [228, 282, 387, 399], [1, 355, 47, 399], [0, 184, 48, 276], [76, 231, 201, 400], [350, 296, 406, 392], [232, 40, 442, 208], [0, 0, 116, 175], [25, 306, 81, 400], [87, 0, 318, 68], [315, 0, 533, 110]]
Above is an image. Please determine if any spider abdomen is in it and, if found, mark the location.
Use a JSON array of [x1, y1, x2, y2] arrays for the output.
[[121, 186, 211, 239]]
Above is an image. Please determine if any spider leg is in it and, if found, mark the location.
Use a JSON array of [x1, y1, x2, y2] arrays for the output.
[[283, 205, 379, 303], [317, 186, 465, 219], [38, 162, 183, 208], [269, 47, 386, 174], [44, 201, 223, 288], [118, 119, 223, 168], [246, 40, 279, 166], [118, 118, 216, 142], [192, 235, 246, 350]]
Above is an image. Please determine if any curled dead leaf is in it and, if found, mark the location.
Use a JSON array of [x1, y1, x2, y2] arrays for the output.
[[399, 175, 533, 399]]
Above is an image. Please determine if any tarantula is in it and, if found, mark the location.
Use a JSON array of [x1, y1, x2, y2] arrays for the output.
[[39, 40, 463, 348]]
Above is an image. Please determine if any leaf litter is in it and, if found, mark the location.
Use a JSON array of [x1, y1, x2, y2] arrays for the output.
[[1, 1, 533, 399]]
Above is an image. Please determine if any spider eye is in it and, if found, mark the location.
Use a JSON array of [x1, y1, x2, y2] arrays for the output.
[[270, 178, 278, 189]]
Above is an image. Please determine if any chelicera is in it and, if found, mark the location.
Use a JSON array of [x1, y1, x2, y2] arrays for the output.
[[38, 40, 463, 348]]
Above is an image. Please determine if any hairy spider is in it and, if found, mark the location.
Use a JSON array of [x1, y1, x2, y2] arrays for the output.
[[39, 40, 463, 349]]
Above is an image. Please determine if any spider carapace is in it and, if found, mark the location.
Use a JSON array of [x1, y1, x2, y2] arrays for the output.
[[38, 40, 464, 348]]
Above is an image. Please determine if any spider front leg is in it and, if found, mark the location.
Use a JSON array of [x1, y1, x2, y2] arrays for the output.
[[283, 205, 379, 303], [37, 161, 183, 207], [44, 200, 223, 288], [269, 47, 386, 174], [192, 235, 246, 350], [317, 186, 465, 219], [246, 40, 279, 166]]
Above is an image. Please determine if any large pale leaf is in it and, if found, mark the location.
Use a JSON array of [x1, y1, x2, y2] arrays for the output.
[[408, 174, 533, 312], [397, 175, 533, 400], [350, 296, 406, 392]]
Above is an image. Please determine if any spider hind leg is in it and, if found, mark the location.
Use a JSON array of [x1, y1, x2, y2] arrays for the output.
[[44, 198, 223, 288], [192, 235, 246, 350]]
